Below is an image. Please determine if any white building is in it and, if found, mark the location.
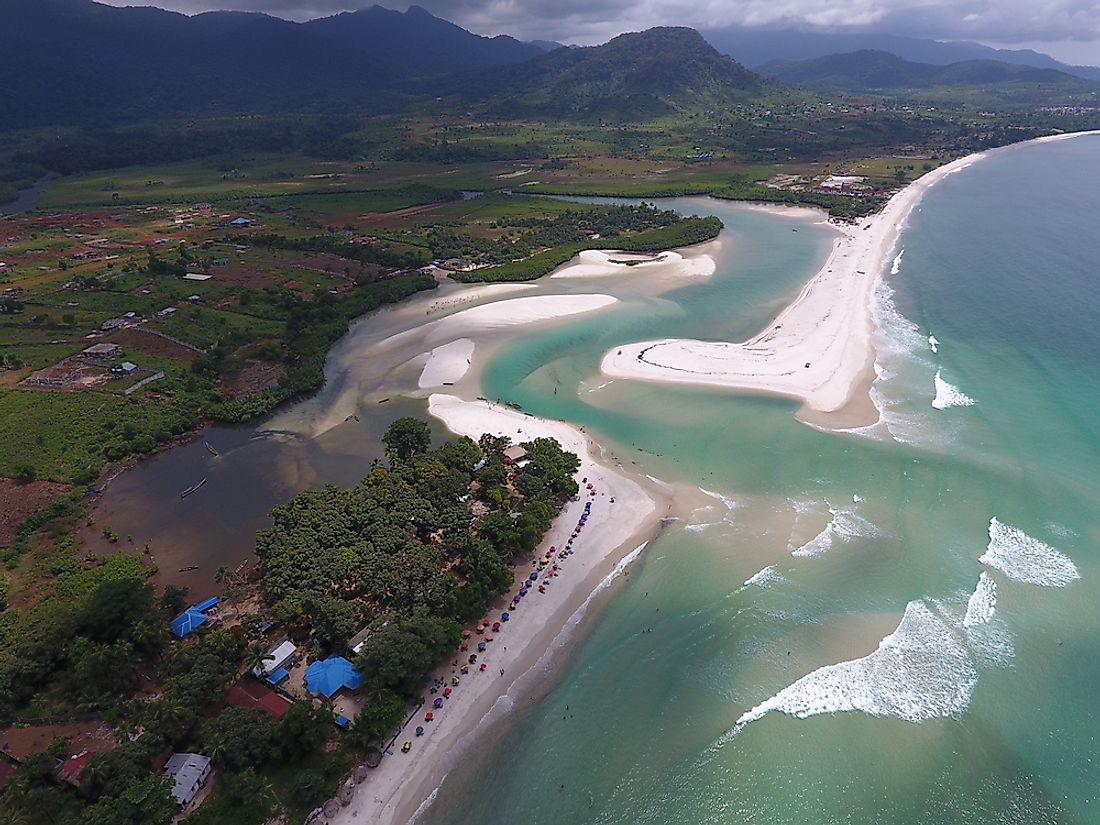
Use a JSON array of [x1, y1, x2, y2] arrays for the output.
[[164, 752, 212, 806]]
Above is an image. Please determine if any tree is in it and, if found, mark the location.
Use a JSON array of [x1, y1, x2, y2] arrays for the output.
[[160, 584, 188, 614], [383, 417, 432, 462], [201, 706, 276, 771], [277, 701, 332, 759], [13, 463, 36, 482], [350, 690, 406, 749]]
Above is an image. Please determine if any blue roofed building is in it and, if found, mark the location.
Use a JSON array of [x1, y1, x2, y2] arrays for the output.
[[169, 597, 220, 638], [304, 656, 363, 698]]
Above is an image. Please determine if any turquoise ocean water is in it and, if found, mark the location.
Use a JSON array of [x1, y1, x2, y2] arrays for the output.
[[417, 137, 1100, 824]]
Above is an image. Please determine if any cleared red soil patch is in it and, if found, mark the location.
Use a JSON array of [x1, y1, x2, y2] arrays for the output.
[[217, 359, 284, 398], [0, 477, 73, 546], [358, 201, 446, 227], [113, 327, 198, 361]]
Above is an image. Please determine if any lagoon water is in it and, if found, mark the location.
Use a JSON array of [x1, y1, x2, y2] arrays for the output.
[[417, 137, 1100, 824]]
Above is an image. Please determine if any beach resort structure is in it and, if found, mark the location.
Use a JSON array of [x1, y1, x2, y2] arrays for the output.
[[169, 596, 220, 638], [163, 752, 212, 806], [304, 655, 363, 698]]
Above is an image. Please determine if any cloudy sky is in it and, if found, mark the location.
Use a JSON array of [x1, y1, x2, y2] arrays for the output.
[[97, 0, 1100, 64]]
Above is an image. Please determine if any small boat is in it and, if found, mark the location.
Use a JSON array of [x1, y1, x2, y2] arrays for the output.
[[178, 565, 198, 572], [204, 441, 219, 456], [179, 478, 207, 498], [378, 397, 390, 404]]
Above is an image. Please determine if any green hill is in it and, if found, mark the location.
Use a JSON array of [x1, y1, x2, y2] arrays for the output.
[[466, 27, 765, 119]]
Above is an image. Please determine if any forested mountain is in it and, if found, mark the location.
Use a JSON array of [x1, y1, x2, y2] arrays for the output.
[[762, 50, 1100, 96], [459, 27, 764, 119], [303, 5, 544, 78], [1, 0, 546, 128], [703, 26, 1100, 82]]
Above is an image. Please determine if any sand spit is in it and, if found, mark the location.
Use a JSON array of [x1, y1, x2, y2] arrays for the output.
[[598, 153, 987, 424]]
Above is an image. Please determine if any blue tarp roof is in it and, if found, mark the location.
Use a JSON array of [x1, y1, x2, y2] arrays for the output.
[[335, 715, 351, 729], [265, 667, 290, 686], [169, 597, 221, 638], [304, 656, 363, 698]]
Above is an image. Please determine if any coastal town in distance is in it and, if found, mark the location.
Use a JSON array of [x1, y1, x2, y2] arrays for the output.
[[3, 1, 1100, 824]]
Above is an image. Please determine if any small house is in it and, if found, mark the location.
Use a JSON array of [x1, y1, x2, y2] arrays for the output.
[[111, 361, 138, 375], [348, 625, 372, 656], [82, 343, 122, 358], [155, 306, 177, 319], [251, 639, 297, 683], [183, 273, 212, 281], [226, 679, 293, 721], [164, 753, 212, 807], [502, 445, 528, 464]]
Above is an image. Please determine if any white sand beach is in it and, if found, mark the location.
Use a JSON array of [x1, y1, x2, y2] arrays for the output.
[[550, 247, 716, 279], [327, 396, 665, 825], [418, 339, 475, 388], [598, 153, 988, 425]]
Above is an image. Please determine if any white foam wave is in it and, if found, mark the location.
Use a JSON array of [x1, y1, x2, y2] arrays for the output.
[[700, 487, 738, 510], [963, 572, 997, 627], [684, 522, 713, 533], [931, 370, 976, 410], [928, 335, 939, 354], [1046, 522, 1078, 538], [742, 564, 781, 588], [791, 501, 882, 558], [979, 518, 1079, 587], [890, 249, 904, 275], [734, 601, 976, 729]]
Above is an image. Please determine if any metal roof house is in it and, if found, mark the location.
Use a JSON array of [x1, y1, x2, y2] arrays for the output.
[[304, 656, 363, 698], [169, 597, 220, 638], [164, 753, 212, 807], [251, 639, 297, 681], [503, 445, 528, 464]]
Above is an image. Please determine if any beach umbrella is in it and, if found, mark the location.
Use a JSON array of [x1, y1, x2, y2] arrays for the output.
[[425, 712, 434, 721], [529, 572, 538, 581], [478, 642, 487, 651], [501, 612, 510, 621], [433, 698, 443, 708], [443, 687, 452, 696], [462, 629, 472, 638], [485, 633, 493, 641], [492, 622, 501, 631], [416, 726, 425, 737]]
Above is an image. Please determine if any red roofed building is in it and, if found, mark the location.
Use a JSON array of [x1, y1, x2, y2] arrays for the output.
[[226, 679, 293, 721], [56, 750, 94, 787]]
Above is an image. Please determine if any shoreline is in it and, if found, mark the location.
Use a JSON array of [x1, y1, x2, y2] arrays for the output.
[[598, 129, 1100, 428], [598, 151, 987, 427], [330, 396, 671, 825]]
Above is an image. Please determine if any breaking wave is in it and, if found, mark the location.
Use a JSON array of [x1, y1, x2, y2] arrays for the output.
[[963, 572, 997, 627], [979, 518, 1079, 587], [932, 370, 976, 410], [890, 249, 904, 275], [742, 564, 781, 588], [791, 500, 882, 558], [734, 601, 977, 729]]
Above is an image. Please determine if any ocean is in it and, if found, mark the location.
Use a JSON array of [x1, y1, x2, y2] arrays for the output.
[[416, 137, 1100, 824]]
